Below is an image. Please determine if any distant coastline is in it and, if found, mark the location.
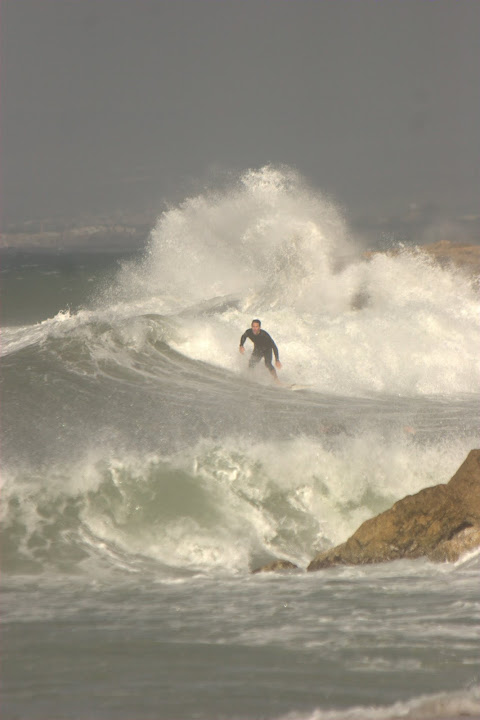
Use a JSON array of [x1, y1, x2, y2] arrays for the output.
[[1, 218, 479, 274], [0, 219, 152, 252]]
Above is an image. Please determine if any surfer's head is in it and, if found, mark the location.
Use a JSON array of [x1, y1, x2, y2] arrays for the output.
[[251, 319, 261, 335]]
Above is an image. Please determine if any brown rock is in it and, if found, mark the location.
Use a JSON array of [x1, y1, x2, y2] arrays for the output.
[[421, 240, 480, 276], [252, 559, 300, 574], [364, 241, 480, 277], [308, 450, 480, 571], [428, 526, 480, 563]]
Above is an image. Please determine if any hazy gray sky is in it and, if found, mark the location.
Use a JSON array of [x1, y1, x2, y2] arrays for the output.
[[2, 0, 479, 241]]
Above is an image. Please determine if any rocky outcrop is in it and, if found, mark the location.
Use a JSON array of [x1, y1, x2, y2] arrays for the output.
[[252, 559, 300, 574], [364, 241, 480, 277], [421, 240, 480, 276], [428, 526, 480, 563], [308, 450, 480, 571]]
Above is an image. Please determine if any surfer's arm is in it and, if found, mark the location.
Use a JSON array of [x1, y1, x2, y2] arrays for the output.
[[269, 336, 281, 368], [239, 330, 250, 347], [239, 330, 249, 353], [271, 338, 280, 362]]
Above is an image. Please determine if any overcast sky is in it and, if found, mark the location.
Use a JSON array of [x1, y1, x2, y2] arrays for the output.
[[2, 0, 479, 242]]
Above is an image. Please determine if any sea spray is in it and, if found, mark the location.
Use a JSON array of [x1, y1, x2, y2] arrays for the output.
[[104, 166, 480, 395], [4, 167, 479, 395]]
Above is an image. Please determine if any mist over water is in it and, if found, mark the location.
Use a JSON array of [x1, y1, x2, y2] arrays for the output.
[[2, 167, 479, 719]]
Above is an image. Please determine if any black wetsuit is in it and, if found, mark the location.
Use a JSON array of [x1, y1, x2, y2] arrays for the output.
[[239, 328, 279, 375]]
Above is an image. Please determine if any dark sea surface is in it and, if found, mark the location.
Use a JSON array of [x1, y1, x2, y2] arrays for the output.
[[2, 169, 479, 719]]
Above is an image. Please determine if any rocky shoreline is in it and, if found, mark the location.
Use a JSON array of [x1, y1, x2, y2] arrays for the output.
[[254, 449, 480, 573]]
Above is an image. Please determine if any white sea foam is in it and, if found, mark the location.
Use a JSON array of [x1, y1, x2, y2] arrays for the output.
[[1, 309, 78, 356], [279, 686, 480, 719]]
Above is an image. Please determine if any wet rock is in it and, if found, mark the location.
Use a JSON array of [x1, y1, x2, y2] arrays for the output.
[[308, 450, 480, 571], [252, 559, 300, 574], [428, 525, 480, 563]]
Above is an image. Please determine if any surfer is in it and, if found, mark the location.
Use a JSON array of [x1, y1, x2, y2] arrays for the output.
[[239, 319, 282, 382]]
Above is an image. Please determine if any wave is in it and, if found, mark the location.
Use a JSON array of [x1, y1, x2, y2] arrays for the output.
[[2, 167, 479, 578], [1, 433, 475, 577], [3, 166, 479, 396]]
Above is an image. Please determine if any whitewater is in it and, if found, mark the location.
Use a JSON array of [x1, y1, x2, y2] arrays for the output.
[[2, 167, 479, 719]]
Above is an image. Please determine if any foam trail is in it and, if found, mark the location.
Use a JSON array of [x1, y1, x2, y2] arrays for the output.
[[279, 686, 480, 719]]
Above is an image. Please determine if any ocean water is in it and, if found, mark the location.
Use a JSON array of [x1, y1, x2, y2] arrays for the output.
[[1, 168, 479, 719]]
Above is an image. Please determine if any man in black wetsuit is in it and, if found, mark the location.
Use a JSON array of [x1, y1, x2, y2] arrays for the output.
[[239, 319, 282, 382]]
